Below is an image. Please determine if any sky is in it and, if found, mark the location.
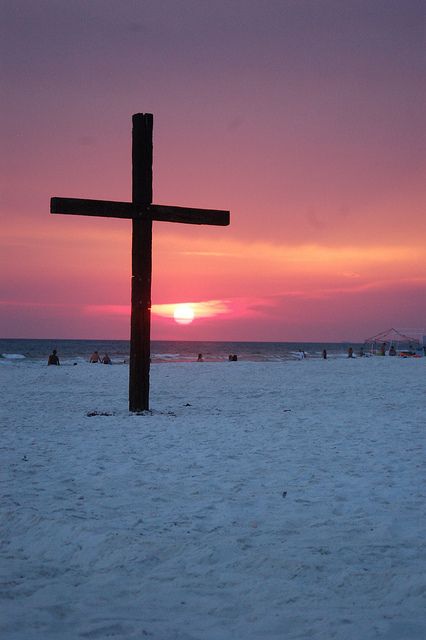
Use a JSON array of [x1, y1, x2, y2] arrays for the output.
[[1, 0, 425, 342]]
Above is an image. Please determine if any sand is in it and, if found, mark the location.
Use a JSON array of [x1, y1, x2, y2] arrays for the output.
[[1, 357, 425, 639]]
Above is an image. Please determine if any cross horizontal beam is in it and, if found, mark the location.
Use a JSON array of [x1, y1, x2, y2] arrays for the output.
[[51, 197, 230, 226]]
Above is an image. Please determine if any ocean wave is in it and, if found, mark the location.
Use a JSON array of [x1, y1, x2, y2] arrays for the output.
[[1, 353, 26, 360]]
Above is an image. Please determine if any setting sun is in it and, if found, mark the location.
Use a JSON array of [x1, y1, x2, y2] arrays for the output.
[[173, 304, 195, 325]]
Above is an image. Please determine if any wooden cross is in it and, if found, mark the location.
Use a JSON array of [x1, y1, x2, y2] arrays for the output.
[[50, 113, 230, 412]]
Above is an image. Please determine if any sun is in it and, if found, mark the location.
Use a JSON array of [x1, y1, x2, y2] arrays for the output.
[[173, 304, 195, 325]]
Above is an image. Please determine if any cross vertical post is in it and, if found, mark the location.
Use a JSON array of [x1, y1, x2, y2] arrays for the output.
[[130, 113, 153, 412]]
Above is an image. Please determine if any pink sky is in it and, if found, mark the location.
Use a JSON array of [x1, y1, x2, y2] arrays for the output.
[[1, 1, 425, 341]]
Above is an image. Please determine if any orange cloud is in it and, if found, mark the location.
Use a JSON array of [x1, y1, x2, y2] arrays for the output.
[[153, 300, 229, 319], [82, 300, 231, 320]]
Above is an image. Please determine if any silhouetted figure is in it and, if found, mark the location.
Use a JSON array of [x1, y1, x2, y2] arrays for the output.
[[90, 351, 100, 363], [197, 353, 203, 362], [322, 349, 327, 359], [102, 353, 112, 364], [389, 345, 396, 356], [380, 342, 386, 356], [232, 354, 238, 361], [348, 347, 354, 358], [47, 349, 60, 366]]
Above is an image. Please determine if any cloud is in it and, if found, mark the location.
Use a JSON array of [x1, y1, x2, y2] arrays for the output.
[[81, 300, 231, 320], [157, 232, 425, 267], [180, 251, 237, 257], [153, 300, 230, 319]]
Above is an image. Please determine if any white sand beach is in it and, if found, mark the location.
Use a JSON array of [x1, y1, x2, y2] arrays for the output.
[[1, 357, 425, 639]]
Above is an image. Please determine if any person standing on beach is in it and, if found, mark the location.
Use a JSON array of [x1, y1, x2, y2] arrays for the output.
[[90, 351, 100, 363], [322, 349, 327, 359], [47, 349, 60, 366], [348, 347, 354, 358], [102, 353, 112, 364]]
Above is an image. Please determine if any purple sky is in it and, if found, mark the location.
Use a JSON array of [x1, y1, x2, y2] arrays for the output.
[[1, 0, 425, 340]]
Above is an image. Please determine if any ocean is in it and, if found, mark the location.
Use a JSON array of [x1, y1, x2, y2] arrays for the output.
[[0, 338, 363, 365]]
